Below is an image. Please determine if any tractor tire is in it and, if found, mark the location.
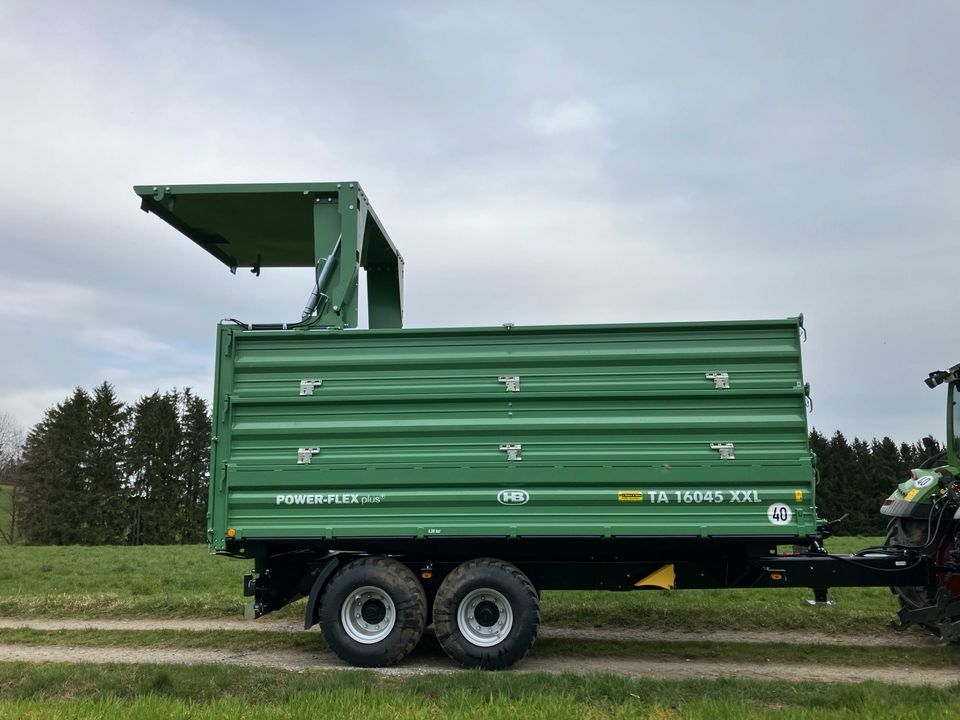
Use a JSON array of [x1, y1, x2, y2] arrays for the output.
[[886, 517, 936, 614], [318, 556, 426, 667], [886, 516, 960, 641], [432, 558, 539, 670]]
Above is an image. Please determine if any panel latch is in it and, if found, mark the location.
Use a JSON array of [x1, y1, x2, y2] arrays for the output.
[[499, 443, 523, 461], [498, 375, 521, 392], [710, 442, 735, 460], [705, 372, 730, 389], [297, 447, 320, 464], [299, 379, 323, 396]]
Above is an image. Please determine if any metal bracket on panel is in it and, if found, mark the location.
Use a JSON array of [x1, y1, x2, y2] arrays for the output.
[[297, 447, 320, 464], [705, 372, 730, 389], [499, 443, 523, 462], [299, 379, 323, 396], [498, 375, 521, 392], [710, 442, 736, 460]]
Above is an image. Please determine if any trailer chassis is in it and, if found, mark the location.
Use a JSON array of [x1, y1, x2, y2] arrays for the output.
[[237, 539, 939, 625]]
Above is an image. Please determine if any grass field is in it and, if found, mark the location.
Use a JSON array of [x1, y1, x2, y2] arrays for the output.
[[0, 538, 912, 635], [0, 661, 957, 720]]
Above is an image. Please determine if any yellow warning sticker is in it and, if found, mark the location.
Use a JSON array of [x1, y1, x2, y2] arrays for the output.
[[618, 491, 644, 502], [794, 490, 804, 502], [905, 488, 919, 502]]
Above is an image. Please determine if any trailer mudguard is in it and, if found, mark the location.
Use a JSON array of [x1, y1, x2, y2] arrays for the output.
[[303, 556, 342, 629]]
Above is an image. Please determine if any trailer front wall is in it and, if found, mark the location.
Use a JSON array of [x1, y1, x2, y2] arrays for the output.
[[208, 319, 815, 551]]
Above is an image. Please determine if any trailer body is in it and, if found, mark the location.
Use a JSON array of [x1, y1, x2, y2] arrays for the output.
[[209, 318, 816, 551]]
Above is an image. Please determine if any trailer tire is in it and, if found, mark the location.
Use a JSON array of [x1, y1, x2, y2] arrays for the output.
[[433, 558, 539, 670], [318, 556, 426, 667]]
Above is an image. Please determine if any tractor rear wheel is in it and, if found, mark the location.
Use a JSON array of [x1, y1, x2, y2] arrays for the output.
[[886, 518, 935, 614], [886, 516, 960, 638]]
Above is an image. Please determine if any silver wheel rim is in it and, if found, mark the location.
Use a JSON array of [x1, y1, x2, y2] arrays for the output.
[[340, 585, 396, 644], [457, 588, 513, 647]]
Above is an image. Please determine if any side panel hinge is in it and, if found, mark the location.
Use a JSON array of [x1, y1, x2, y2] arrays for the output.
[[498, 375, 521, 392], [297, 447, 320, 464], [499, 443, 523, 461], [710, 442, 736, 460], [299, 379, 323, 396], [705, 372, 730, 389]]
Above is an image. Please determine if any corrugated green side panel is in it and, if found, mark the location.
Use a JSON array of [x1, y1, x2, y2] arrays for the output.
[[208, 319, 815, 550]]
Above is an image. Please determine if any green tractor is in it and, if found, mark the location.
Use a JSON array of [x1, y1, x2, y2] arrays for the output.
[[882, 364, 960, 641]]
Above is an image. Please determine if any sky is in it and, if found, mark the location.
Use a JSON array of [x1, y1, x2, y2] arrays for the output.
[[0, 1, 957, 442]]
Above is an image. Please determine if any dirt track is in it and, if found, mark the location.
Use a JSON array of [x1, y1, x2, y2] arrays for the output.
[[0, 617, 952, 686], [0, 617, 934, 648], [0, 641, 955, 686]]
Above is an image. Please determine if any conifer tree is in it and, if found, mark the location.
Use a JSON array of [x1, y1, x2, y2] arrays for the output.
[[813, 430, 852, 531], [899, 441, 920, 470], [18, 389, 93, 544], [83, 382, 128, 544], [127, 391, 182, 544], [178, 389, 211, 544], [871, 437, 904, 495], [850, 438, 873, 534]]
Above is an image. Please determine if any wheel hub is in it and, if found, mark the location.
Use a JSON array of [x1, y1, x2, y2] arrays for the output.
[[361, 599, 387, 624], [457, 588, 513, 647], [473, 600, 500, 627], [340, 586, 396, 644]]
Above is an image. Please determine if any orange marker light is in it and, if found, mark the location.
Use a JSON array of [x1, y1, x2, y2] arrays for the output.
[[227, 528, 236, 537], [421, 571, 433, 579], [770, 573, 784, 581]]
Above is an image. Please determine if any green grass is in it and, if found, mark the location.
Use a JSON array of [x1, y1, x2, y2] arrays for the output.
[[540, 585, 898, 635], [0, 627, 956, 669], [0, 662, 957, 719], [0, 538, 912, 635], [0, 544, 252, 618]]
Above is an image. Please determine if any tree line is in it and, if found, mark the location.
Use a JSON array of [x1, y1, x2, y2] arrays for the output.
[[0, 385, 946, 543], [1, 383, 210, 545]]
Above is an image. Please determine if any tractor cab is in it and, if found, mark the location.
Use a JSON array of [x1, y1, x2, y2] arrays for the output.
[[949, 373, 960, 474]]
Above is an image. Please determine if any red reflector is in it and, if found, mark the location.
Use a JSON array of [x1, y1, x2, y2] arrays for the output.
[[883, 499, 894, 505]]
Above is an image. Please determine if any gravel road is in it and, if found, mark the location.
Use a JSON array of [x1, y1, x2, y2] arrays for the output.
[[0, 617, 949, 685], [0, 617, 933, 647], [0, 642, 954, 686]]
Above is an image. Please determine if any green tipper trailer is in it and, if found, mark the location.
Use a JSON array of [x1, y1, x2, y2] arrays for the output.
[[135, 182, 954, 669], [210, 319, 817, 546]]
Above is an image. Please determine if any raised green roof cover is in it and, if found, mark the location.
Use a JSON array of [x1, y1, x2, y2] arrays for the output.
[[133, 182, 399, 270], [134, 182, 403, 329]]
